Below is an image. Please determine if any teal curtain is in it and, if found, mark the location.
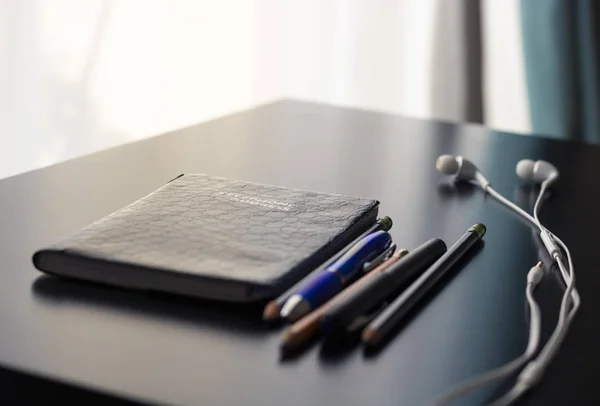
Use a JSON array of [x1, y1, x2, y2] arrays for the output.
[[521, 0, 600, 143]]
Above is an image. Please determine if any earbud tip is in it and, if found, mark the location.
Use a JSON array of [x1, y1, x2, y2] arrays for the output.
[[436, 155, 459, 175], [516, 159, 535, 180]]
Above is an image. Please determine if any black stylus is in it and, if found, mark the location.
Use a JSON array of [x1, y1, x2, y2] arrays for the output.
[[362, 223, 486, 347], [319, 238, 448, 333]]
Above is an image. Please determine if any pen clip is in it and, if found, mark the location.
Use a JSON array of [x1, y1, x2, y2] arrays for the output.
[[363, 243, 397, 273]]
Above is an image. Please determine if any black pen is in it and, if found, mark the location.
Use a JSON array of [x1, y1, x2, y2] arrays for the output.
[[362, 223, 486, 347], [318, 238, 447, 334], [262, 216, 393, 321]]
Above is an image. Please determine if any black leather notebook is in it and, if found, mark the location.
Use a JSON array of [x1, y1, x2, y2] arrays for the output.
[[33, 174, 379, 302]]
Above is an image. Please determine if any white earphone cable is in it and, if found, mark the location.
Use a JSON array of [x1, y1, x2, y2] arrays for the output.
[[490, 181, 579, 405], [433, 277, 542, 406], [485, 183, 579, 404], [532, 179, 550, 229], [432, 179, 579, 406], [486, 184, 579, 309], [486, 185, 579, 307], [486, 252, 578, 406]]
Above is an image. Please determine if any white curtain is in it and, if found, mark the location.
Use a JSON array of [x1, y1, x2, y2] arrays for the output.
[[0, 0, 530, 179], [284, 0, 530, 132]]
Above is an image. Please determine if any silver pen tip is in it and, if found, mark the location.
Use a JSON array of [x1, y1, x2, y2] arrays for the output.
[[280, 295, 312, 322]]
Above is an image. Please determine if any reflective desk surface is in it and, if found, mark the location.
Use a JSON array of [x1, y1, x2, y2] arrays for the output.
[[1, 100, 598, 405]]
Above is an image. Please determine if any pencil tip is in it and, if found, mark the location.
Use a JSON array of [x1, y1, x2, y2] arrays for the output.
[[262, 302, 280, 321], [280, 329, 304, 351], [281, 319, 320, 350], [361, 327, 381, 347], [394, 249, 409, 258], [280, 329, 294, 349]]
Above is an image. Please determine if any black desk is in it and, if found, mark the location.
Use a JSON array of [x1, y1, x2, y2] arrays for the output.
[[1, 100, 598, 405]]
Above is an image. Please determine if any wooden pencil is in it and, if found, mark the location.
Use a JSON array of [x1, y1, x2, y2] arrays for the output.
[[281, 249, 408, 350]]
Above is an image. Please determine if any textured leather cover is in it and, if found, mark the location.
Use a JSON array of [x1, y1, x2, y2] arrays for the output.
[[33, 174, 379, 302]]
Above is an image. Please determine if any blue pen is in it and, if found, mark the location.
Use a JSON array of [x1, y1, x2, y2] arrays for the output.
[[280, 230, 392, 322]]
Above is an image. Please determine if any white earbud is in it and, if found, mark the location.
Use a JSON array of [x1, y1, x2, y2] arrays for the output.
[[436, 155, 490, 190], [516, 159, 559, 184]]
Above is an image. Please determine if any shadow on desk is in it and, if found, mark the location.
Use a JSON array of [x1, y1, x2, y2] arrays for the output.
[[436, 181, 478, 200], [32, 276, 272, 335]]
